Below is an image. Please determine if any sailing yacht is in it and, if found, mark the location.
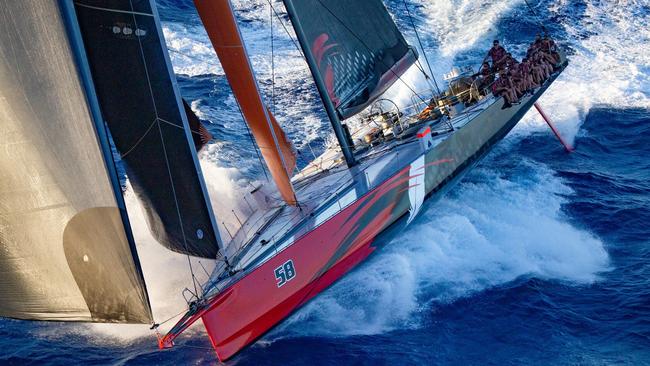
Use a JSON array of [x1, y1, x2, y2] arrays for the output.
[[0, 0, 567, 361]]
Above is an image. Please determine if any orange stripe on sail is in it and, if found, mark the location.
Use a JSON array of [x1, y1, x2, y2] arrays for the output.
[[194, 0, 297, 205]]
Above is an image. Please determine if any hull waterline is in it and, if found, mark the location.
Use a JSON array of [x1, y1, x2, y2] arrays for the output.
[[162, 64, 567, 361]]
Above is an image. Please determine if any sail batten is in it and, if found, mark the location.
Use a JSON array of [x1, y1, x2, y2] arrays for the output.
[[281, 0, 418, 120]]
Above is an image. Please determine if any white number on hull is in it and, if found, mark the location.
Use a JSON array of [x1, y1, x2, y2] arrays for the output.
[[274, 260, 296, 288]]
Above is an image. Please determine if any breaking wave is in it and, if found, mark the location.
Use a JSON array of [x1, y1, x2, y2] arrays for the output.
[[272, 156, 609, 338]]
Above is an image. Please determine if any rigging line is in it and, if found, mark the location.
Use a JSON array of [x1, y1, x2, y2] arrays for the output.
[[412, 59, 426, 75], [235, 97, 270, 182], [152, 308, 189, 327], [129, 0, 200, 299], [263, 0, 305, 59], [523, 0, 548, 34], [402, 0, 441, 96], [270, 2, 276, 114], [231, 2, 294, 199], [413, 59, 431, 87], [306, 140, 318, 161], [119, 117, 158, 159], [158, 117, 185, 129], [174, 344, 215, 351], [74, 2, 153, 17], [313, 0, 427, 105]]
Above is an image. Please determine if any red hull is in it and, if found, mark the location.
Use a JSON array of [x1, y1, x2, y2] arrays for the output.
[[200, 169, 409, 360], [162, 154, 457, 360], [204, 240, 377, 360], [160, 60, 567, 359]]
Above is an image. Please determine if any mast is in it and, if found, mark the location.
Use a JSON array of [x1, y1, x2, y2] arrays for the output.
[[282, 0, 357, 167]]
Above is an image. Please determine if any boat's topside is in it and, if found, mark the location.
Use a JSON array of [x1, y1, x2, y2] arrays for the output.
[[161, 50, 568, 356], [208, 47, 568, 293], [206, 93, 499, 292]]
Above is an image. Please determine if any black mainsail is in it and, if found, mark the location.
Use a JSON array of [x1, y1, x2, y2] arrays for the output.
[[282, 0, 418, 120], [0, 1, 151, 323], [73, 0, 223, 259]]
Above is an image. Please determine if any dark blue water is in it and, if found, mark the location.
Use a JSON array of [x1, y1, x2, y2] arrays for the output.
[[2, 0, 649, 365]]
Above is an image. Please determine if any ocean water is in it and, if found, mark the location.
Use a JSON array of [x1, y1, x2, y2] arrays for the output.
[[2, 0, 649, 365]]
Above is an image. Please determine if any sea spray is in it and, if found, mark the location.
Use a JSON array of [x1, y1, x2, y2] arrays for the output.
[[45, 160, 251, 344], [272, 155, 608, 339]]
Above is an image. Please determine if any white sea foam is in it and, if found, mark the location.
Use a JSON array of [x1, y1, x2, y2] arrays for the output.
[[199, 157, 254, 241], [59, 0, 643, 344], [162, 23, 221, 76], [273, 158, 609, 338], [516, 0, 650, 145]]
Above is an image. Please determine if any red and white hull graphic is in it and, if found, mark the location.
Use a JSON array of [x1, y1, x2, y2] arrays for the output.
[[161, 67, 566, 360], [201, 167, 410, 360], [407, 155, 426, 224]]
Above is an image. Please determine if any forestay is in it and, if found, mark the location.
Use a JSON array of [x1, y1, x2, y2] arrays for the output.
[[282, 0, 418, 120]]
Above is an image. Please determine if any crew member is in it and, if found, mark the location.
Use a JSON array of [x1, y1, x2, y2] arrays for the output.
[[509, 63, 527, 97], [541, 34, 561, 64], [492, 71, 518, 108], [503, 53, 518, 70], [472, 62, 494, 94], [484, 39, 507, 70], [521, 57, 540, 90]]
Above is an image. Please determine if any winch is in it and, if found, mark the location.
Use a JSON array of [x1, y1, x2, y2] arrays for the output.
[[361, 99, 404, 146]]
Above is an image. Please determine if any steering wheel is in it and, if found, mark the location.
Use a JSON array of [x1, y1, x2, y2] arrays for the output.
[[369, 99, 403, 130]]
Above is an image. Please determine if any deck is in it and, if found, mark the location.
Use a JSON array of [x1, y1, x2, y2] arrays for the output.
[[203, 94, 498, 295]]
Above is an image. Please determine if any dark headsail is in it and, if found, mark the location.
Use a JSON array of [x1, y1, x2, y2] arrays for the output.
[[0, 1, 151, 323], [73, 0, 223, 259], [282, 0, 418, 120]]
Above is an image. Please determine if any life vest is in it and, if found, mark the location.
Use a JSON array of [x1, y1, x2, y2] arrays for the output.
[[488, 46, 506, 63]]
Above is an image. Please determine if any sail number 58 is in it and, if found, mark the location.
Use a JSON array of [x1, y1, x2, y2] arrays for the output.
[[274, 260, 296, 288]]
